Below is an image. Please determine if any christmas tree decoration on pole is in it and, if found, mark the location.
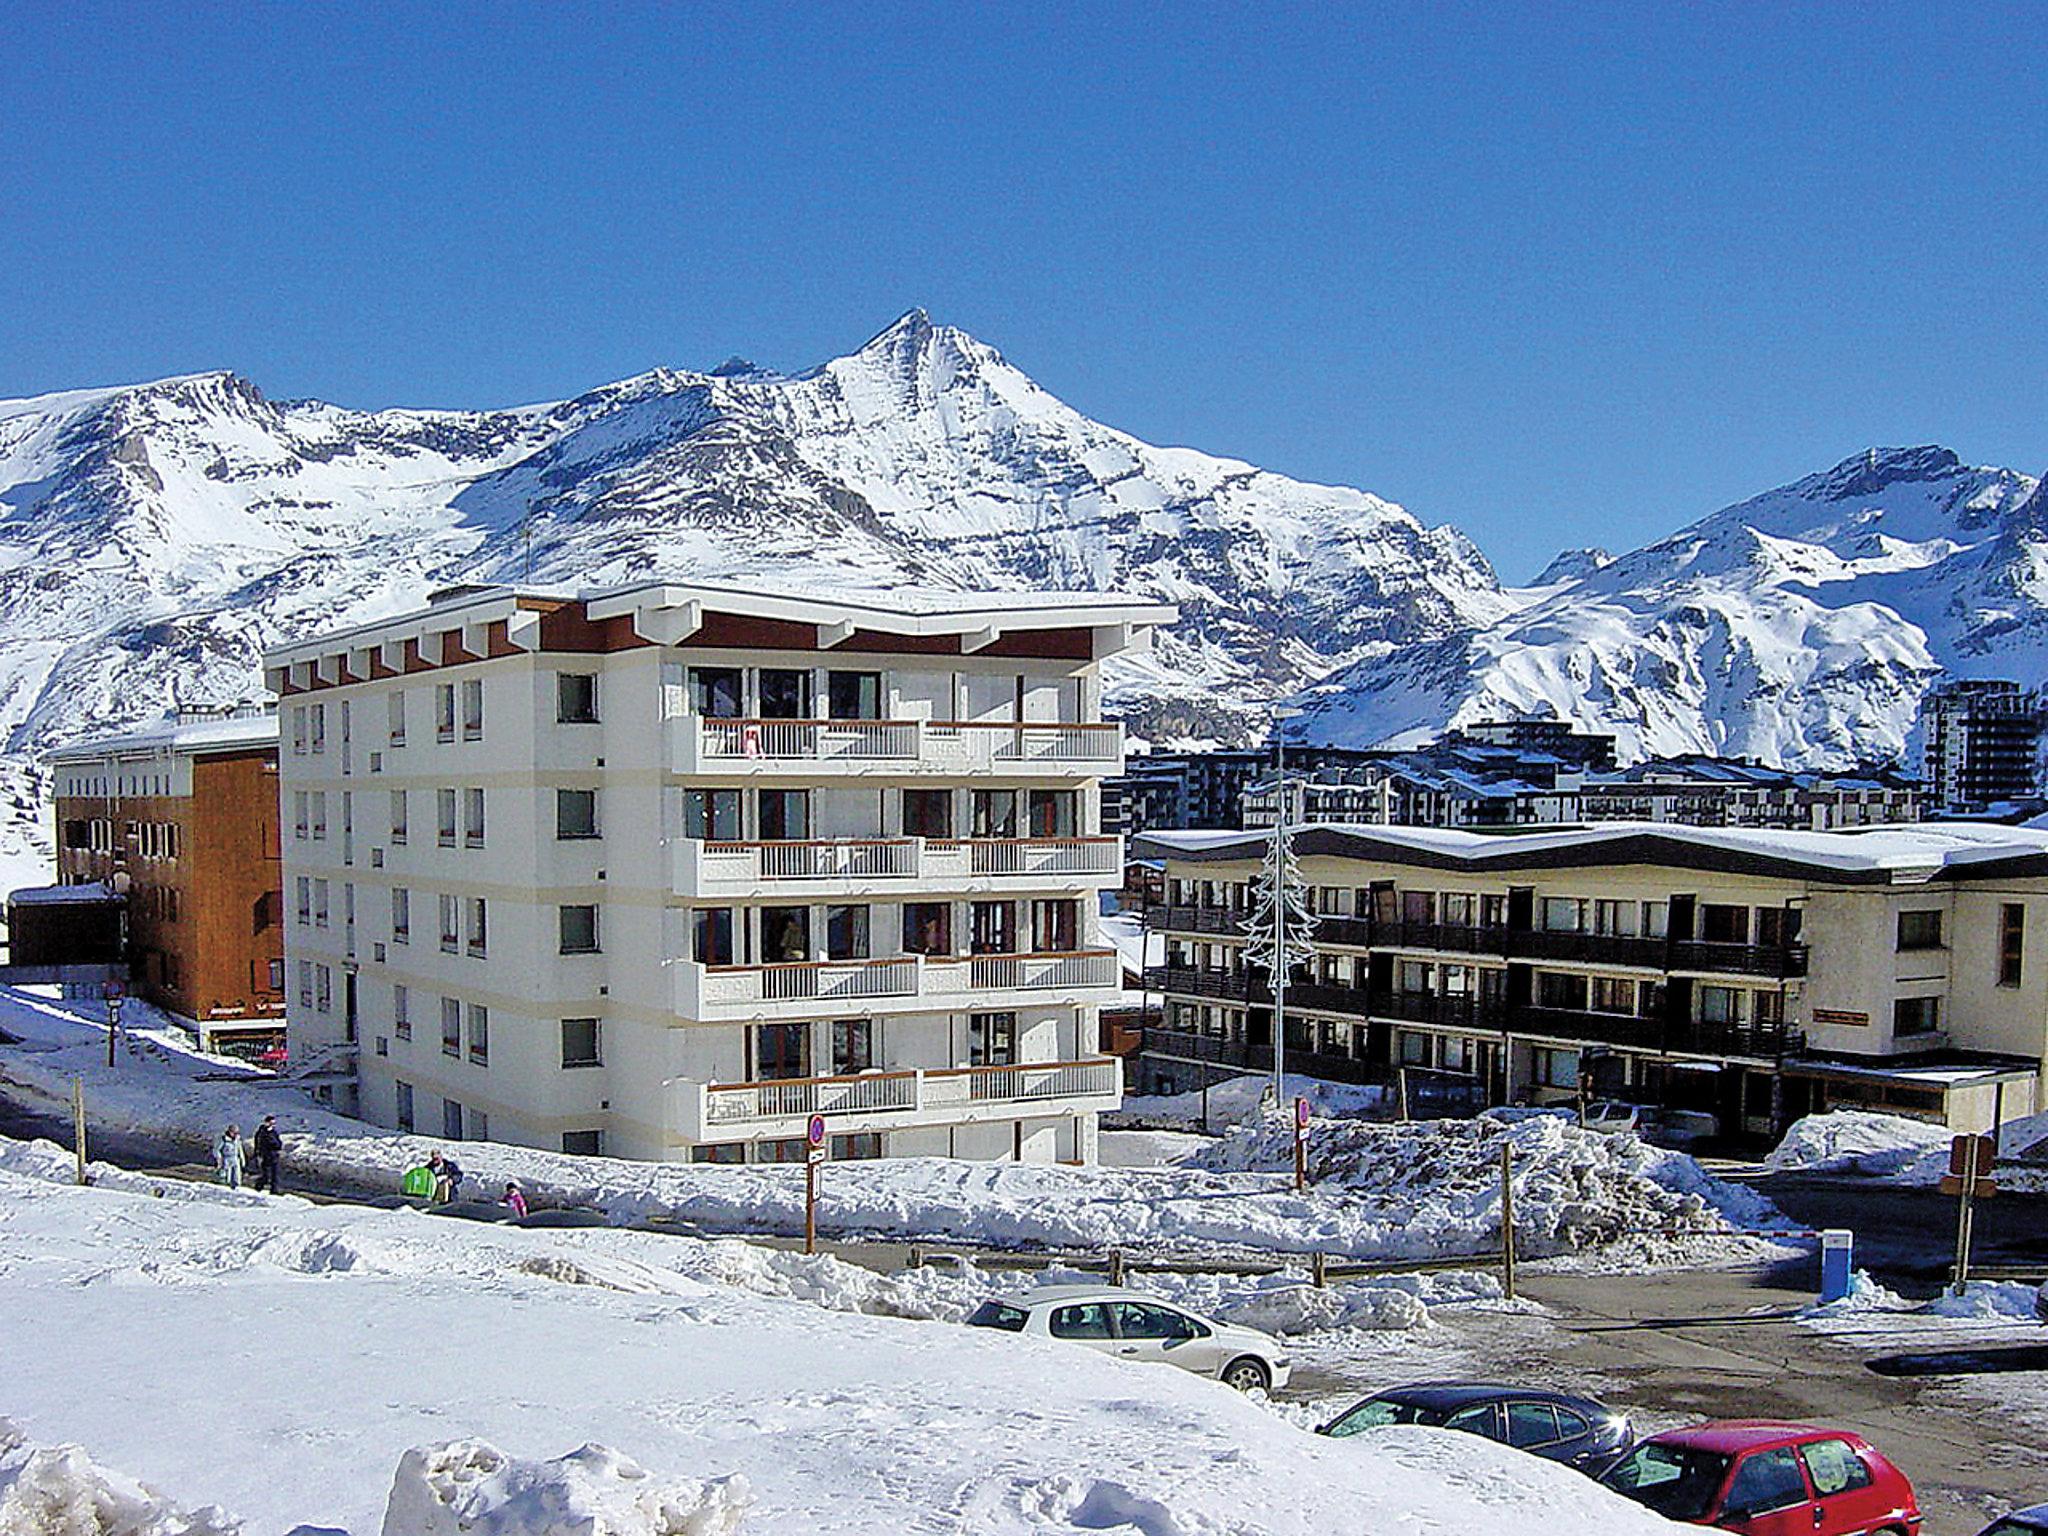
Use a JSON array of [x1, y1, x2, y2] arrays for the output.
[[1242, 707, 1315, 1104]]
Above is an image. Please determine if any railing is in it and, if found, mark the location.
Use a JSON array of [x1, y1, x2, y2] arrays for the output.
[[701, 956, 922, 1006], [1142, 902, 1253, 936], [679, 835, 1120, 893], [683, 950, 1123, 1016], [1372, 990, 1509, 1028], [926, 837, 1121, 878], [928, 949, 1122, 995], [672, 713, 1124, 772], [1669, 940, 1810, 979], [682, 1056, 1122, 1134], [1509, 929, 1671, 968], [700, 839, 920, 883]]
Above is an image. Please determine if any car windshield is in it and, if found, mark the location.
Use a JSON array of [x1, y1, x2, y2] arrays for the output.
[[1324, 1397, 1446, 1437], [1980, 1524, 2048, 1536], [1603, 1442, 1731, 1521], [964, 1301, 1028, 1333]]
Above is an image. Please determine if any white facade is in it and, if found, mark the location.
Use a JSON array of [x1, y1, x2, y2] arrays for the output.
[[265, 581, 1173, 1164]]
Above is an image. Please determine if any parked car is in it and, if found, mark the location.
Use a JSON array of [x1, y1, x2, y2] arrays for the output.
[[1580, 1101, 1719, 1150], [1582, 1102, 1644, 1135], [1979, 1506, 2048, 1536], [1602, 1421, 1921, 1533], [1318, 1382, 1632, 1474], [965, 1284, 1290, 1393], [2034, 1282, 2048, 1324]]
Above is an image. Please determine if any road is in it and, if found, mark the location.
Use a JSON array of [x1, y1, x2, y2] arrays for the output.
[[1748, 1169, 2048, 1283]]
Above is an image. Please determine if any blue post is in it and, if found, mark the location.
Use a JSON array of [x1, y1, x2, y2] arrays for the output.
[[1819, 1228, 1854, 1303]]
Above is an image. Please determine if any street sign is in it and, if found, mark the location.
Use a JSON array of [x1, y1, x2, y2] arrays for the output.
[[807, 1114, 827, 1148], [806, 1143, 827, 1165], [1949, 1133, 1995, 1178], [102, 977, 125, 1000], [1294, 1096, 1311, 1129]]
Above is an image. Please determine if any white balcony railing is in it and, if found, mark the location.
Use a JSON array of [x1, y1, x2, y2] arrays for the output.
[[675, 948, 1124, 1020], [667, 710, 1124, 775], [676, 1056, 1123, 1138], [674, 835, 1122, 894]]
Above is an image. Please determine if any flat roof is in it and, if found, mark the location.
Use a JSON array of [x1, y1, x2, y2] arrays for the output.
[[46, 713, 278, 765], [1133, 820, 2048, 886], [8, 880, 121, 906]]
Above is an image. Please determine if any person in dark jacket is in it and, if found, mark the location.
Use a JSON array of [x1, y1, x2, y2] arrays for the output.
[[251, 1115, 284, 1194], [428, 1151, 464, 1205]]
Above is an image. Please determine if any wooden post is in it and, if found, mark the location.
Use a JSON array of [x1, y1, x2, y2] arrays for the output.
[[804, 1158, 818, 1256], [1311, 1251, 1329, 1289], [106, 995, 117, 1067], [908, 1244, 925, 1270], [72, 1078, 87, 1185], [1499, 1141, 1517, 1301], [1397, 1067, 1412, 1122], [1108, 1248, 1126, 1286]]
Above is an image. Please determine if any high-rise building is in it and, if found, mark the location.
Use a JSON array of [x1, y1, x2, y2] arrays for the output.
[[1923, 680, 2046, 813], [265, 581, 1173, 1163]]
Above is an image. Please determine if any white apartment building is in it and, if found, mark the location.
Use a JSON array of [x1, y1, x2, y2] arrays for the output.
[[264, 581, 1174, 1164]]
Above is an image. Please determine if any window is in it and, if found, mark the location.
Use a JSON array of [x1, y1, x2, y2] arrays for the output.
[[825, 904, 870, 960], [295, 876, 312, 926], [387, 689, 406, 746], [1030, 898, 1078, 953], [683, 788, 741, 841], [1536, 971, 1588, 1011], [903, 902, 951, 955], [1642, 901, 1670, 939], [310, 703, 326, 753], [461, 678, 483, 739], [971, 789, 1018, 839], [470, 1109, 488, 1143], [438, 788, 457, 847], [1441, 892, 1474, 926], [1798, 1439, 1873, 1498], [760, 905, 809, 963], [689, 666, 744, 719], [969, 1011, 1016, 1066], [1897, 909, 1944, 951], [559, 904, 600, 954], [1532, 1047, 1579, 1089], [1048, 1303, 1114, 1340], [755, 1021, 810, 1080], [2001, 903, 2026, 988], [296, 960, 313, 1007], [1026, 789, 1077, 838], [467, 1003, 489, 1064], [1723, 1447, 1807, 1518], [831, 1132, 883, 1160], [1894, 995, 1941, 1036], [1593, 899, 1637, 937], [1402, 890, 1437, 925], [832, 1019, 874, 1075], [311, 792, 327, 840], [693, 907, 735, 965], [1398, 1032, 1429, 1066], [389, 789, 408, 844], [1541, 896, 1584, 932], [1698, 985, 1740, 1025], [561, 1130, 603, 1156], [757, 668, 812, 719], [268, 958, 284, 991], [758, 788, 810, 841], [439, 894, 459, 953], [1506, 1403, 1561, 1449], [1757, 906, 1800, 948], [394, 985, 411, 1040], [313, 879, 330, 929], [441, 997, 461, 1056], [902, 789, 952, 839], [827, 670, 883, 720], [436, 683, 456, 741], [314, 965, 331, 1011], [561, 1017, 601, 1068], [442, 1098, 464, 1139], [557, 788, 599, 839], [466, 897, 488, 957], [291, 707, 308, 755], [464, 788, 485, 847], [556, 671, 600, 724], [1591, 976, 1635, 1014], [293, 792, 309, 840], [391, 887, 411, 942], [1113, 1301, 1200, 1341], [1699, 904, 1749, 944], [395, 1081, 414, 1133]]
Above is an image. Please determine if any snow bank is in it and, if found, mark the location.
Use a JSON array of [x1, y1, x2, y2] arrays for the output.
[[1116, 1072, 1389, 1129], [1766, 1111, 1953, 1179], [1926, 1279, 2043, 1322], [381, 1441, 748, 1536], [0, 1419, 240, 1536]]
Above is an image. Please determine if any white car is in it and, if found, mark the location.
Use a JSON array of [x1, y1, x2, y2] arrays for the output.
[[966, 1283, 1292, 1393]]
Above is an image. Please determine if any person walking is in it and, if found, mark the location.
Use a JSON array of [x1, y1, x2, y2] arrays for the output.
[[501, 1181, 528, 1219], [215, 1124, 245, 1189], [251, 1115, 284, 1194], [428, 1150, 464, 1205]]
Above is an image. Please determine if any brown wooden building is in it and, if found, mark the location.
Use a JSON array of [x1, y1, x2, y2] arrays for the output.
[[46, 709, 285, 1054]]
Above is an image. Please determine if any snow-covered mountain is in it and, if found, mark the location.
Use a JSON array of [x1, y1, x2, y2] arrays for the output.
[[1302, 446, 2046, 768], [0, 311, 1508, 880]]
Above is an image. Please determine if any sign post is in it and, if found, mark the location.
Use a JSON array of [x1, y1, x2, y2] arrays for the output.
[[1499, 1141, 1517, 1301], [1293, 1096, 1310, 1192], [804, 1113, 827, 1255], [105, 993, 124, 1068], [72, 1077, 87, 1185], [1941, 1133, 1997, 1295]]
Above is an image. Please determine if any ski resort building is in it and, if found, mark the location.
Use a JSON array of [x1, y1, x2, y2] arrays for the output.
[[265, 581, 1172, 1163], [1923, 679, 2046, 814], [1134, 822, 2048, 1139], [43, 709, 286, 1055]]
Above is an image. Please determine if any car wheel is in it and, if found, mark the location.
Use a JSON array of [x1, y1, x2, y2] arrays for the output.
[[1222, 1357, 1271, 1393]]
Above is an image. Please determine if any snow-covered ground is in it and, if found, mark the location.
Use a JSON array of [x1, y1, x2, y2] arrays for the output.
[[1115, 1071, 1391, 1129], [1768, 1108, 2048, 1189], [0, 986, 1775, 1265], [0, 1145, 1692, 1535]]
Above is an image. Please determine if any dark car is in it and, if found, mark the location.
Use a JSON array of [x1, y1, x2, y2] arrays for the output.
[[1602, 1421, 1920, 1533], [1980, 1506, 2048, 1536], [1317, 1382, 1632, 1474]]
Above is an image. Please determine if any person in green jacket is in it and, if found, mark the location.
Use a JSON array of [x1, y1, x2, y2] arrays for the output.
[[400, 1161, 436, 1198]]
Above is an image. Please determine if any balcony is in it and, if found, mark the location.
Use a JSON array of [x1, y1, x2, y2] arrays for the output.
[[668, 1056, 1124, 1141], [674, 948, 1125, 1022], [1668, 940, 1809, 979], [670, 715, 1125, 777], [674, 836, 1122, 898], [1514, 1006, 1804, 1059], [1142, 902, 1256, 937]]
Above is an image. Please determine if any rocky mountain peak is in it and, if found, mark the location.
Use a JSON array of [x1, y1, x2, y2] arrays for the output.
[[1810, 445, 1966, 502]]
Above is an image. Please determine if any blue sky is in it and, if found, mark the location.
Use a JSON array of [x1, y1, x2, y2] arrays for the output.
[[2, 3, 2041, 579]]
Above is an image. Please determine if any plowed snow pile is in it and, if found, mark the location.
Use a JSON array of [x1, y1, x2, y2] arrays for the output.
[[381, 1440, 749, 1536], [1194, 1108, 1757, 1257], [0, 1419, 239, 1536], [1766, 1110, 1954, 1179]]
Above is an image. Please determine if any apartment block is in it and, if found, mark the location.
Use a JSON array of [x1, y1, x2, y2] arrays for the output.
[[1923, 680, 2045, 813], [264, 581, 1173, 1163], [1135, 823, 2048, 1139], [45, 708, 285, 1053]]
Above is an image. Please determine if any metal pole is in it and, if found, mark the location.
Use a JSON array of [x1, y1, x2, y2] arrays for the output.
[[107, 994, 117, 1067], [805, 1158, 818, 1255], [1499, 1141, 1517, 1300], [1951, 1171, 1975, 1296], [1271, 716, 1287, 1105], [72, 1078, 87, 1185]]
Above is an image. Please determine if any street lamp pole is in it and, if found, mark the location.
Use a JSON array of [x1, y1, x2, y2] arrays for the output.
[[1270, 706, 1304, 1105]]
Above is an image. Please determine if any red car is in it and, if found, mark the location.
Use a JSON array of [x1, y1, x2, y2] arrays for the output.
[[1602, 1421, 1921, 1535]]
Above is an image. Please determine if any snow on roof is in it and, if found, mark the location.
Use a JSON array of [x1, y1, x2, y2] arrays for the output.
[[1136, 819, 2048, 881], [46, 712, 278, 763], [9, 880, 121, 905]]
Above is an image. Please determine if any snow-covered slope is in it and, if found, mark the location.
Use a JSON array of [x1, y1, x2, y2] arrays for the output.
[[1304, 446, 2046, 767], [0, 313, 1505, 885]]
